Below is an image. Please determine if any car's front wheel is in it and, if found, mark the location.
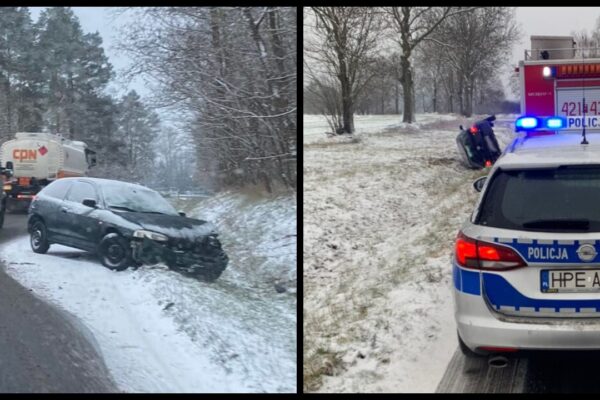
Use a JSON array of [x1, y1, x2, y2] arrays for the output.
[[30, 219, 50, 254], [98, 233, 133, 271]]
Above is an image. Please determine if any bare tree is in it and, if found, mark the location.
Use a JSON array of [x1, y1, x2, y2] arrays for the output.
[[433, 7, 519, 117], [386, 7, 478, 123], [118, 7, 296, 192], [572, 17, 600, 58], [304, 7, 382, 133]]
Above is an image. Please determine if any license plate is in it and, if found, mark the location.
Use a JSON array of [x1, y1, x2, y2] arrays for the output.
[[541, 269, 600, 293]]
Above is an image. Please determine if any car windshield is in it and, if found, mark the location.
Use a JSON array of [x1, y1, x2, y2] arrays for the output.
[[102, 182, 178, 216], [477, 166, 600, 232]]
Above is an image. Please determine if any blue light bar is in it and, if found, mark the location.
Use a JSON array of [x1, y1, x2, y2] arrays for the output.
[[545, 117, 566, 129], [515, 117, 539, 131]]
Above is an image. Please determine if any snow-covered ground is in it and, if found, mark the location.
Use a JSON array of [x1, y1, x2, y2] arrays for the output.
[[303, 113, 514, 392], [303, 113, 462, 145], [1, 191, 297, 393]]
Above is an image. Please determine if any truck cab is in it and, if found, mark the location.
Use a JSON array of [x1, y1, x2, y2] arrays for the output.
[[518, 35, 600, 134], [0, 161, 13, 228]]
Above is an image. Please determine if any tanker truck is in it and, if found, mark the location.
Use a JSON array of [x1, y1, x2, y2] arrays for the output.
[[0, 132, 96, 210]]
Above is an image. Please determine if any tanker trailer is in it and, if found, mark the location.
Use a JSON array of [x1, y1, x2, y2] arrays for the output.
[[0, 132, 96, 210]]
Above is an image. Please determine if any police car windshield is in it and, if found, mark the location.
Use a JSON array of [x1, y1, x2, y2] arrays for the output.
[[477, 166, 600, 232]]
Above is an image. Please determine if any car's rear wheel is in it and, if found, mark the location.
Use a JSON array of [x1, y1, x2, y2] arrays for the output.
[[98, 233, 133, 271], [30, 219, 50, 254]]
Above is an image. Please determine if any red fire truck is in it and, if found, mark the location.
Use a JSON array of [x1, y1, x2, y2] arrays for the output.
[[516, 35, 600, 134]]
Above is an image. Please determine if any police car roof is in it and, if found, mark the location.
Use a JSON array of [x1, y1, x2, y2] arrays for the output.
[[497, 133, 600, 170]]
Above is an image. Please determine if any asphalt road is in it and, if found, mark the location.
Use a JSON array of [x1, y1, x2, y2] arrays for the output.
[[436, 347, 600, 393], [0, 213, 118, 393]]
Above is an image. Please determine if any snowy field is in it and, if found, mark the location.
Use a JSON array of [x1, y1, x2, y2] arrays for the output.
[[303, 113, 462, 145], [1, 191, 297, 393], [303, 113, 514, 392]]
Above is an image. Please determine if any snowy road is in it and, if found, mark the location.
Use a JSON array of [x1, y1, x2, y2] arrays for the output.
[[0, 214, 117, 393], [436, 348, 600, 393], [1, 192, 296, 393]]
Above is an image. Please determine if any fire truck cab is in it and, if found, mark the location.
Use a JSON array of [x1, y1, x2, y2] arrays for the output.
[[519, 35, 600, 133]]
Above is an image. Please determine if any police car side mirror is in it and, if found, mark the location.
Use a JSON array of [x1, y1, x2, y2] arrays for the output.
[[473, 176, 487, 192]]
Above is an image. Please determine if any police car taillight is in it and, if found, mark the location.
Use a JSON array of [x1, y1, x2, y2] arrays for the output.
[[455, 232, 527, 270], [455, 232, 478, 268]]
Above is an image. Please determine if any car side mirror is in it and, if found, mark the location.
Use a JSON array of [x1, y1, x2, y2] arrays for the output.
[[6, 161, 13, 170], [473, 176, 487, 192], [178, 211, 186, 217], [82, 198, 97, 208]]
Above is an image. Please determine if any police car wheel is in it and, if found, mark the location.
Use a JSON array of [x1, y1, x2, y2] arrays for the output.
[[98, 233, 132, 271], [458, 332, 486, 358], [30, 220, 50, 254]]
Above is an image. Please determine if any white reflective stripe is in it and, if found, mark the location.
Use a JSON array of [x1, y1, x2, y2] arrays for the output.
[[579, 308, 598, 313], [498, 237, 513, 243], [499, 305, 516, 312], [480, 260, 521, 268], [579, 240, 596, 245], [539, 307, 556, 313], [516, 238, 534, 244], [557, 240, 575, 245], [537, 239, 554, 245], [558, 308, 576, 313], [518, 307, 536, 313]]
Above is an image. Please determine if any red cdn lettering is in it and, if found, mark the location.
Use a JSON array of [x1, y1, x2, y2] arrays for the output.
[[12, 149, 36, 161]]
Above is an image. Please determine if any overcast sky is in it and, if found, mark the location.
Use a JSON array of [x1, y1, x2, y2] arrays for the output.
[[512, 7, 600, 66]]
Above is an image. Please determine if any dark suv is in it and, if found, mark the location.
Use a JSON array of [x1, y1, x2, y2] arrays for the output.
[[28, 177, 228, 282]]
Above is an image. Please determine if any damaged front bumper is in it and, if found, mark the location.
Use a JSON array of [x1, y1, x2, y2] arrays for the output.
[[130, 235, 228, 279]]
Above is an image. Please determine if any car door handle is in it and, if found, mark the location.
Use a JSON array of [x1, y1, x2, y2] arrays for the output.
[[61, 207, 70, 213]]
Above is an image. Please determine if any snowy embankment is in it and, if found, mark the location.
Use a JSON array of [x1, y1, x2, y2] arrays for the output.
[[1, 191, 297, 393], [304, 113, 514, 392]]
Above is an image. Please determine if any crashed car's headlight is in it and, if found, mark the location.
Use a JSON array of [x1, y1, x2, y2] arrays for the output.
[[133, 230, 169, 242]]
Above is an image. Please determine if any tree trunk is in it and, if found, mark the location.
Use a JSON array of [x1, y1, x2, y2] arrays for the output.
[[458, 74, 465, 116], [395, 81, 400, 114], [5, 79, 11, 133], [400, 54, 415, 123], [465, 81, 474, 117], [433, 80, 437, 113], [340, 76, 354, 133]]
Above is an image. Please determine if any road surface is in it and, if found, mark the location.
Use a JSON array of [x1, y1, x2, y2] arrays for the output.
[[436, 347, 600, 393], [0, 213, 118, 393]]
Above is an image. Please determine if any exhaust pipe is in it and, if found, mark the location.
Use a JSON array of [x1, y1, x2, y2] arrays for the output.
[[488, 355, 509, 369]]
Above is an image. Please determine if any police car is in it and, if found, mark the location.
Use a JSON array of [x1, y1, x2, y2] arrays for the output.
[[454, 115, 600, 356]]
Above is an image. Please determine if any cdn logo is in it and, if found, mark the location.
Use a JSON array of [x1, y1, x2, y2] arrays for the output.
[[13, 149, 37, 161]]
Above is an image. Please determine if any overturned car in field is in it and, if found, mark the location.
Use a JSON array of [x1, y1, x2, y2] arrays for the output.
[[27, 177, 228, 282]]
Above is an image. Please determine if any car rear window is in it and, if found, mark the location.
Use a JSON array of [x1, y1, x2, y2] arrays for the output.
[[41, 179, 72, 200], [476, 166, 600, 232]]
